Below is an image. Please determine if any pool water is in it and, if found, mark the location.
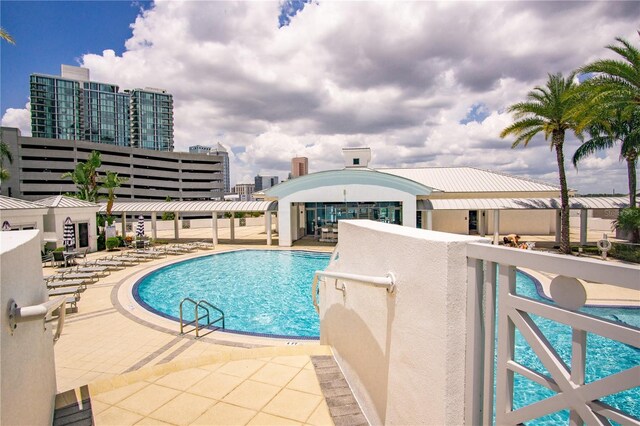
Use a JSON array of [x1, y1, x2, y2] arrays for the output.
[[134, 250, 331, 338], [509, 272, 639, 423], [134, 250, 638, 421]]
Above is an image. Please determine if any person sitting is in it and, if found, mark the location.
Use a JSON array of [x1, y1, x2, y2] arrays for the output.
[[503, 234, 520, 247]]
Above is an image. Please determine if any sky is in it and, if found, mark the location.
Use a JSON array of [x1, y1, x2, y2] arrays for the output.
[[1, 1, 638, 194]]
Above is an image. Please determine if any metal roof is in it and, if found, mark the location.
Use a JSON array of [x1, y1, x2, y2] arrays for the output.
[[0, 195, 48, 211], [36, 195, 99, 208], [418, 197, 630, 210], [379, 167, 562, 193], [101, 200, 278, 213], [265, 168, 432, 198]]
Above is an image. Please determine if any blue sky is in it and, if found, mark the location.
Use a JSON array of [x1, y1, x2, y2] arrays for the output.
[[1, 0, 151, 112]]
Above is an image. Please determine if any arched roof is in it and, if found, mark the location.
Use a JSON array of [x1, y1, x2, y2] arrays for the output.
[[265, 168, 433, 198]]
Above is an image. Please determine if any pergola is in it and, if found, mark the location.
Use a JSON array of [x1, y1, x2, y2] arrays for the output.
[[100, 200, 279, 245], [417, 196, 630, 245]]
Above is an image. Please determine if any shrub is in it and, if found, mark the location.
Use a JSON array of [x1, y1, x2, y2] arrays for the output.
[[613, 207, 640, 243], [610, 243, 640, 264], [106, 237, 120, 251], [54, 246, 66, 252]]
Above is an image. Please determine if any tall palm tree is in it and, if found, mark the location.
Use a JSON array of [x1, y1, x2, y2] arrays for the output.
[[579, 36, 639, 113], [101, 171, 127, 217], [500, 72, 581, 254], [0, 138, 14, 191], [572, 110, 639, 207], [0, 27, 15, 44]]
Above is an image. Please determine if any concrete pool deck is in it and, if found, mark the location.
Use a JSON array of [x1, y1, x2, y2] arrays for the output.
[[47, 226, 637, 424]]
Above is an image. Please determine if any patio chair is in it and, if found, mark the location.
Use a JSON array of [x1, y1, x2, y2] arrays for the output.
[[87, 258, 126, 270], [42, 252, 54, 268]]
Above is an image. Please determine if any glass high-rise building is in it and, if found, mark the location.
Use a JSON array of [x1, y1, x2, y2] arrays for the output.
[[130, 88, 174, 151], [30, 65, 173, 151]]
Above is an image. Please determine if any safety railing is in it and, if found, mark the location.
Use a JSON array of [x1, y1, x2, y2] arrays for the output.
[[465, 243, 640, 425], [312, 270, 396, 313], [8, 296, 67, 343], [179, 297, 225, 338]]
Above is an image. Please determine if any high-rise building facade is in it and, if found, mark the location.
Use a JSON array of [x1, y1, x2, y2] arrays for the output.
[[254, 175, 279, 191], [30, 65, 173, 151], [189, 143, 230, 193], [291, 157, 308, 178], [233, 183, 255, 201]]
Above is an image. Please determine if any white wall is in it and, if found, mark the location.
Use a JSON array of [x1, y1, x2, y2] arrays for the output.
[[118, 216, 266, 234], [1, 230, 57, 425], [319, 220, 487, 425], [277, 184, 418, 246], [47, 208, 99, 252], [0, 210, 46, 244], [433, 210, 557, 235]]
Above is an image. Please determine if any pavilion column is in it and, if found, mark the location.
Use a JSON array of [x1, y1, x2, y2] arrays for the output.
[[479, 210, 486, 237], [493, 210, 500, 245], [555, 210, 561, 243], [151, 212, 157, 240], [426, 210, 433, 230], [212, 212, 218, 245], [266, 212, 272, 246], [229, 214, 235, 242], [122, 213, 127, 237], [174, 213, 179, 239], [580, 208, 588, 246]]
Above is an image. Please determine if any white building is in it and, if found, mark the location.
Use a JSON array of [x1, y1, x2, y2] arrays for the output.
[[265, 148, 630, 247]]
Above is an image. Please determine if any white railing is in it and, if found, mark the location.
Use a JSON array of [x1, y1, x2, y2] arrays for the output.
[[465, 243, 640, 425], [8, 296, 67, 343], [312, 270, 395, 313]]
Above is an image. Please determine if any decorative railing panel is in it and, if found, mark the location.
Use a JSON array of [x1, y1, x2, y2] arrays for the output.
[[466, 243, 640, 425]]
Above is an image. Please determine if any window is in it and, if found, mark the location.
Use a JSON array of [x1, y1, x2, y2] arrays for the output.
[[353, 158, 360, 165]]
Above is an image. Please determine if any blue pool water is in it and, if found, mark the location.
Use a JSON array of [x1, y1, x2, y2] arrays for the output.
[[134, 250, 638, 421], [134, 250, 331, 338]]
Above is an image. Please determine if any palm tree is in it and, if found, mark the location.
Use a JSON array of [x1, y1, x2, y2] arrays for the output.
[[578, 36, 639, 114], [101, 171, 127, 217], [500, 72, 581, 254], [62, 151, 103, 202], [572, 110, 639, 207], [0, 27, 15, 44], [0, 137, 14, 191]]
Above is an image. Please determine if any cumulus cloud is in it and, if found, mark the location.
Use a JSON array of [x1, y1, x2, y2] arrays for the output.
[[4, 1, 639, 193], [1, 102, 31, 136]]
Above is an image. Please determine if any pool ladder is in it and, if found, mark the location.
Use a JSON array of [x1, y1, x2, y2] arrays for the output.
[[179, 298, 225, 338]]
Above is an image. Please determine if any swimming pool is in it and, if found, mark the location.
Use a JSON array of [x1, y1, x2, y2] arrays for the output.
[[134, 250, 331, 338], [133, 249, 638, 420]]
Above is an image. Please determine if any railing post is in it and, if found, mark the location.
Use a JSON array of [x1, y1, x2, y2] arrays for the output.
[[483, 261, 497, 425], [465, 258, 485, 425], [570, 329, 587, 426], [495, 263, 516, 425]]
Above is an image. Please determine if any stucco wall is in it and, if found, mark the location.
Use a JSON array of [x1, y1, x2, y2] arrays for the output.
[[48, 209, 98, 251], [0, 210, 46, 244], [433, 209, 557, 235], [1, 230, 57, 425], [319, 220, 487, 425]]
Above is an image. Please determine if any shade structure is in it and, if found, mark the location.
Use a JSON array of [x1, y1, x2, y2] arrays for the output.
[[136, 215, 145, 237], [63, 217, 75, 248]]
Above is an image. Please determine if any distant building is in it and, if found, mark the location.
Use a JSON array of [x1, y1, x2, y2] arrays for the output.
[[1, 127, 224, 201], [30, 65, 174, 151], [234, 183, 255, 201], [291, 157, 308, 178], [189, 143, 231, 193], [254, 175, 279, 191]]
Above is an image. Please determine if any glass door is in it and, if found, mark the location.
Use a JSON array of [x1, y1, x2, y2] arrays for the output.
[[78, 222, 89, 247]]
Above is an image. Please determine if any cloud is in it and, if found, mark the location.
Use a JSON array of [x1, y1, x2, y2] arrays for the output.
[[1, 102, 31, 136], [3, 1, 637, 194]]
